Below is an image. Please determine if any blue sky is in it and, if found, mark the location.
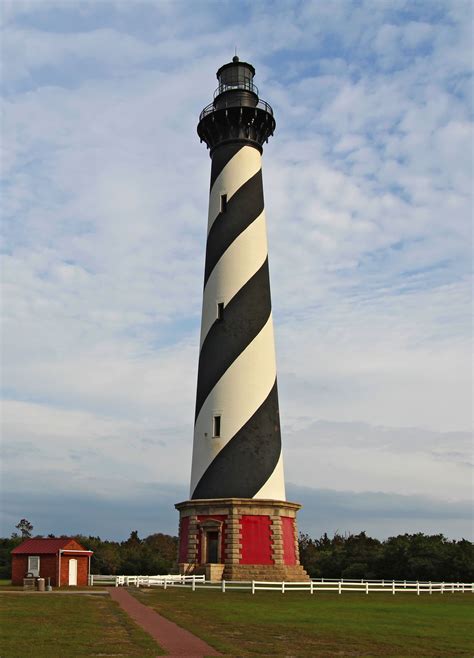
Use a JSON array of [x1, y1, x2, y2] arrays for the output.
[[1, 0, 472, 541]]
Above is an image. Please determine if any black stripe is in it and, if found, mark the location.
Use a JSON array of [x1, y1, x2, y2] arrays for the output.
[[192, 380, 282, 499], [195, 258, 271, 421], [210, 143, 245, 190], [204, 170, 263, 285]]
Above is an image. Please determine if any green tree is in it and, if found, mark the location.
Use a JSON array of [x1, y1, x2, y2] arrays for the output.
[[298, 533, 320, 577], [15, 519, 33, 539], [144, 533, 178, 564], [298, 531, 473, 582], [0, 536, 23, 579]]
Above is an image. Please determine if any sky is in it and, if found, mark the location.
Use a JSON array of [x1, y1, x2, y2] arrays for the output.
[[1, 0, 472, 542]]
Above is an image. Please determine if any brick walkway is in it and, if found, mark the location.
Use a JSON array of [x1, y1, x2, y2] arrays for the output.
[[109, 587, 222, 657]]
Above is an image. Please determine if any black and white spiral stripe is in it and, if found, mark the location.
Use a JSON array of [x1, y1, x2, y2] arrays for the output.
[[190, 143, 285, 501]]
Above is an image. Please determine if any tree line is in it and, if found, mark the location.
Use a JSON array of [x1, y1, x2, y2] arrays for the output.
[[299, 531, 473, 582], [1, 520, 472, 581]]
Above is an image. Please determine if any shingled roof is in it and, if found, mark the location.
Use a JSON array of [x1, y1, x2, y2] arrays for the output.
[[11, 538, 92, 555]]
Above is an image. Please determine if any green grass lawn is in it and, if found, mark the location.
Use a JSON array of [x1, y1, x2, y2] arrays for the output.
[[134, 588, 474, 657], [0, 593, 164, 657], [1, 586, 472, 657]]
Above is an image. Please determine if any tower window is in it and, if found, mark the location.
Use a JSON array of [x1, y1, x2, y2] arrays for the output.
[[217, 302, 224, 321], [220, 194, 227, 213], [213, 415, 221, 438]]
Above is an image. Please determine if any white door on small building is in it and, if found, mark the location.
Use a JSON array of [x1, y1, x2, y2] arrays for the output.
[[68, 558, 77, 586], [28, 556, 40, 577]]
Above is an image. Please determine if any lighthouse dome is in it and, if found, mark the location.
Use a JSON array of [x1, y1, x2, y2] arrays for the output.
[[216, 57, 256, 96]]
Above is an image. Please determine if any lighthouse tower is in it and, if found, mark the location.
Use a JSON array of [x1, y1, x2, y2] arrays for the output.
[[176, 57, 308, 581]]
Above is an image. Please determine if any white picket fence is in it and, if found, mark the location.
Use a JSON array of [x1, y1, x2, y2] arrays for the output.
[[89, 574, 205, 587], [247, 580, 473, 595], [89, 574, 473, 595], [171, 579, 473, 595]]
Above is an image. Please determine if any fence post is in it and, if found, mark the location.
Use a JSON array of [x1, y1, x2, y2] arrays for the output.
[[310, 580, 314, 595], [252, 580, 255, 595], [392, 581, 395, 595], [366, 582, 369, 595], [417, 582, 420, 596], [222, 580, 226, 593], [441, 582, 444, 594], [429, 581, 432, 595], [282, 581, 285, 594], [338, 582, 342, 595], [164, 579, 167, 590], [404, 580, 406, 589], [192, 576, 196, 592]]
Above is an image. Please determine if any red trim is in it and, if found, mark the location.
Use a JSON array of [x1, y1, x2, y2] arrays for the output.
[[179, 517, 190, 563], [281, 516, 296, 565], [11, 538, 92, 555]]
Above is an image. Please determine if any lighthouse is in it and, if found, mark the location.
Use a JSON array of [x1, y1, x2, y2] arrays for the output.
[[176, 57, 308, 581]]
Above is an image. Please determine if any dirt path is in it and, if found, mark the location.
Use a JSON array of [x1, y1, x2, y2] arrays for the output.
[[109, 587, 222, 657]]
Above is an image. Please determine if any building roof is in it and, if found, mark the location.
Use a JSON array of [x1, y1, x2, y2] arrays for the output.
[[11, 537, 92, 555]]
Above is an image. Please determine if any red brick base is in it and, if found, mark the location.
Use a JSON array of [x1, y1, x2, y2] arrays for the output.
[[175, 498, 310, 582]]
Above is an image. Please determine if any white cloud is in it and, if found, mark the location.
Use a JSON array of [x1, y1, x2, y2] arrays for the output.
[[284, 421, 472, 501], [2, 399, 192, 495]]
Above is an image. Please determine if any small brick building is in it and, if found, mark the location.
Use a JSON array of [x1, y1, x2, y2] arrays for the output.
[[11, 538, 93, 587]]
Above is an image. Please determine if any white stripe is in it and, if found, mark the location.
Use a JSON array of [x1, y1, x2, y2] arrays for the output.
[[208, 145, 261, 233], [199, 211, 268, 347], [190, 315, 278, 497], [253, 453, 286, 500]]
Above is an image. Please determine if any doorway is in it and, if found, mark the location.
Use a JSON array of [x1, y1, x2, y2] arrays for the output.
[[68, 559, 77, 586], [28, 556, 40, 577], [198, 519, 223, 564], [206, 531, 219, 563]]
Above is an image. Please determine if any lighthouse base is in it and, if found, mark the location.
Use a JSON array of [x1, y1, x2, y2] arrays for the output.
[[175, 498, 310, 582]]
